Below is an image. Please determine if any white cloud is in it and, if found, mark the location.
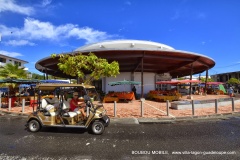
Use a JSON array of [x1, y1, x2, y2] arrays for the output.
[[4, 40, 36, 46], [0, 50, 23, 57], [41, 0, 52, 7], [197, 12, 206, 19], [171, 11, 180, 20], [125, 1, 132, 5], [68, 27, 112, 44], [0, 18, 116, 45], [0, 0, 34, 15]]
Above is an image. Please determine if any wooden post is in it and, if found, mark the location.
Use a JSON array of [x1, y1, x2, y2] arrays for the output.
[[22, 99, 25, 113], [114, 101, 117, 117], [232, 97, 235, 112], [166, 100, 169, 116], [141, 98, 144, 117], [192, 100, 195, 116], [8, 98, 11, 111], [215, 99, 218, 113]]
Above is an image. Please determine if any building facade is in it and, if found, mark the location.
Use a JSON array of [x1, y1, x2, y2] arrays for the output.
[[211, 71, 240, 82], [0, 54, 28, 70]]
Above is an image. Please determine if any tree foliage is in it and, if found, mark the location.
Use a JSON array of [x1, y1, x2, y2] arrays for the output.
[[51, 52, 120, 84], [227, 78, 240, 84], [200, 77, 213, 82], [31, 73, 45, 80], [0, 63, 27, 79]]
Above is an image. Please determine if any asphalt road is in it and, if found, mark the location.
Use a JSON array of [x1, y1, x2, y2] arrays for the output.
[[0, 114, 240, 160]]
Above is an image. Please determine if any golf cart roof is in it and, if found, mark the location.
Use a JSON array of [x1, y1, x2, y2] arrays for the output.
[[36, 83, 95, 90]]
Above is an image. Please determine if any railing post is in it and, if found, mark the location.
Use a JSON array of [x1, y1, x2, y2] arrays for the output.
[[192, 100, 195, 116], [232, 97, 235, 112], [114, 101, 117, 117], [166, 100, 169, 116], [22, 99, 25, 113], [141, 98, 144, 117], [8, 98, 11, 112], [215, 99, 218, 114]]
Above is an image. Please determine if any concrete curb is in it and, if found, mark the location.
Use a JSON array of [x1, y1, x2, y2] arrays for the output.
[[138, 112, 240, 124], [0, 110, 29, 117], [1, 110, 240, 124]]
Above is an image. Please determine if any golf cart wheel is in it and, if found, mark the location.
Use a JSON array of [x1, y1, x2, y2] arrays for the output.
[[28, 119, 41, 132], [91, 121, 105, 135], [105, 116, 110, 127]]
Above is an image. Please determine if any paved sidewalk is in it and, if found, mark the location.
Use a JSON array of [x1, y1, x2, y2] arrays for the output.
[[1, 94, 240, 124], [1, 106, 240, 125]]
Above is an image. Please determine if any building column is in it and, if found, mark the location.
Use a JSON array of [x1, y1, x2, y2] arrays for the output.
[[141, 57, 144, 98], [204, 69, 209, 94], [189, 63, 193, 95]]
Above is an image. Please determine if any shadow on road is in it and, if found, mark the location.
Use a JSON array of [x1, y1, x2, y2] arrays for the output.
[[35, 127, 88, 134]]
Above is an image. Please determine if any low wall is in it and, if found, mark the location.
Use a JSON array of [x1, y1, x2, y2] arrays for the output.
[[171, 98, 240, 110]]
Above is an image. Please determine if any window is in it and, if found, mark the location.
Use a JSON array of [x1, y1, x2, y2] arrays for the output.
[[0, 58, 6, 63], [14, 61, 21, 66]]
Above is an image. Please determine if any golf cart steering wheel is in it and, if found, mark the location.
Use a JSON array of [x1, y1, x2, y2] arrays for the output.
[[83, 95, 91, 107]]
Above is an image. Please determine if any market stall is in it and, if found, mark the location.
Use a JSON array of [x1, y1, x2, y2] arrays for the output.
[[147, 79, 200, 102], [199, 82, 226, 95], [147, 90, 181, 102], [104, 80, 140, 102], [0, 78, 40, 107], [103, 91, 135, 103]]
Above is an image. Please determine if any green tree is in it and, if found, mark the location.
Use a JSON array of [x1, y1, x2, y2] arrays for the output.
[[200, 77, 213, 82], [51, 52, 120, 84], [227, 78, 239, 84], [31, 73, 45, 80], [0, 63, 27, 79]]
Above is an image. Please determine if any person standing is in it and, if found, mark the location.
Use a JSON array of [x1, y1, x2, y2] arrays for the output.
[[200, 87, 204, 95], [228, 87, 234, 97], [132, 86, 137, 99], [27, 86, 34, 96]]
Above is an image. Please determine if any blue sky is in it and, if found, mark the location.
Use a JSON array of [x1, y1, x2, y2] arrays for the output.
[[0, 0, 240, 76]]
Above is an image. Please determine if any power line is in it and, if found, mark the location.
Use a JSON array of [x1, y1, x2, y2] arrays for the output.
[[215, 63, 240, 68]]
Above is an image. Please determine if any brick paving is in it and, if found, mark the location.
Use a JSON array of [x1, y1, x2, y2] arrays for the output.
[[1, 94, 240, 118]]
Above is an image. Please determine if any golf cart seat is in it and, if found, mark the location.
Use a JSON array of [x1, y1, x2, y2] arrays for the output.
[[62, 100, 78, 118], [45, 97, 60, 107], [41, 99, 58, 116]]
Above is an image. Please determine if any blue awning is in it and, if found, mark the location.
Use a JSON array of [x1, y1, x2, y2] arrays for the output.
[[40, 80, 70, 84], [0, 87, 8, 92]]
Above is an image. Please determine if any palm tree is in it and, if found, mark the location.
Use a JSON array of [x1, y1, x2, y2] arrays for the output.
[[0, 63, 27, 79]]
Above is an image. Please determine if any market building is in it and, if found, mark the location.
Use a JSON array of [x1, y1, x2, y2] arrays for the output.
[[35, 40, 215, 97]]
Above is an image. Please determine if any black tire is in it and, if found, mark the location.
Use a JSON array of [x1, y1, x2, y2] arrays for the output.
[[104, 116, 110, 127], [91, 121, 105, 135], [28, 119, 41, 132]]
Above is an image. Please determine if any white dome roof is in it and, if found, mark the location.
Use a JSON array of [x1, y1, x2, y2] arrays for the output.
[[75, 39, 174, 51]]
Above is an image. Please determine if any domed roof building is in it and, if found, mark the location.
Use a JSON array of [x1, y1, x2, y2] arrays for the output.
[[36, 40, 215, 97]]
